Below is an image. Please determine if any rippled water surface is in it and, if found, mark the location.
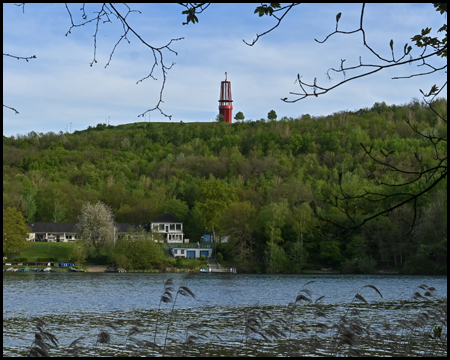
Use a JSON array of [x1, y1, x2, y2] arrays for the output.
[[3, 273, 447, 356]]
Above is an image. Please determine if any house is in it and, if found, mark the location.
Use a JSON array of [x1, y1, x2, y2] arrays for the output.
[[150, 212, 185, 243], [25, 212, 186, 244], [170, 245, 213, 259], [26, 222, 142, 243], [27, 222, 80, 242]]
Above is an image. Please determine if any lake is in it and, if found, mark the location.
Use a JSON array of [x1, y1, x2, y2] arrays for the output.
[[3, 273, 447, 357]]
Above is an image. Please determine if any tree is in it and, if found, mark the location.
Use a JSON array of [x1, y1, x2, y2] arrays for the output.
[[219, 201, 257, 263], [194, 177, 237, 239], [3, 207, 31, 257], [4, 3, 446, 234], [69, 241, 87, 266], [267, 109, 277, 121], [183, 3, 447, 234], [76, 201, 116, 257], [234, 111, 245, 122], [216, 113, 225, 122], [110, 227, 165, 270], [52, 200, 66, 223], [20, 193, 37, 222]]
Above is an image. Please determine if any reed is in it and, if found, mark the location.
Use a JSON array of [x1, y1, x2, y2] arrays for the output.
[[24, 281, 446, 357]]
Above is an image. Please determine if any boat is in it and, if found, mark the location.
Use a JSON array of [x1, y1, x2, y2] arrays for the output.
[[23, 267, 30, 272], [69, 267, 86, 272], [6, 267, 17, 272], [200, 269, 209, 273], [42, 267, 52, 272], [32, 268, 39, 272]]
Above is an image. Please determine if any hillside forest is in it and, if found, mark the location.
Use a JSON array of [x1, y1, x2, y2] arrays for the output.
[[3, 99, 447, 274]]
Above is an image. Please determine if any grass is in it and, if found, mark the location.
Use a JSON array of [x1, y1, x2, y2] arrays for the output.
[[9, 242, 75, 262], [22, 280, 447, 357]]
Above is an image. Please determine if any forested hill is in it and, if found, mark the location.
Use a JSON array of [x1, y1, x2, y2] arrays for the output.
[[3, 99, 447, 274]]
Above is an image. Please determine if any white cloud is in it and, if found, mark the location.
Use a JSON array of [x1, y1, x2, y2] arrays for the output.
[[3, 3, 446, 136]]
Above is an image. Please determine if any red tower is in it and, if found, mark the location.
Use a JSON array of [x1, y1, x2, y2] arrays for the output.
[[219, 72, 233, 123]]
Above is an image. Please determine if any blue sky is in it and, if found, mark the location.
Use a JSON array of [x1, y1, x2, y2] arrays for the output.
[[3, 3, 446, 137]]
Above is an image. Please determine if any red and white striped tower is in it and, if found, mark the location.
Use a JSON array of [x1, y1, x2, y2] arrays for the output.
[[218, 72, 233, 123]]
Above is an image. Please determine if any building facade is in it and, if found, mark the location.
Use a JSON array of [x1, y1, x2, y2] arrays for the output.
[[26, 213, 186, 244], [150, 212, 185, 243]]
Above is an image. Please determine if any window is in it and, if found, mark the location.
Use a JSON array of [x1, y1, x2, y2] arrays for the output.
[[170, 224, 175, 231], [181, 249, 185, 254], [176, 224, 181, 231], [159, 224, 164, 231]]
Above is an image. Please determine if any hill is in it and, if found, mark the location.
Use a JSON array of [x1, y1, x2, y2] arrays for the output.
[[3, 99, 447, 274]]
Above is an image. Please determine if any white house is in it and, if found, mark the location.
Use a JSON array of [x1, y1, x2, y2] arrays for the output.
[[27, 222, 80, 242], [26, 213, 186, 244], [150, 212, 185, 243], [26, 222, 142, 243]]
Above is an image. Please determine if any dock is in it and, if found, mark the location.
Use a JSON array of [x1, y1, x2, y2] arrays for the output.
[[207, 258, 237, 273]]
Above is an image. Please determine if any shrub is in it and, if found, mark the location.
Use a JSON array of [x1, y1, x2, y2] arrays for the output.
[[216, 252, 223, 263], [357, 256, 377, 274], [15, 257, 28, 262]]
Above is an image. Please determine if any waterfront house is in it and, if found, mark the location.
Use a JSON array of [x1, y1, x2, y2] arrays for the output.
[[150, 212, 185, 244], [170, 244, 213, 259], [27, 222, 80, 242], [26, 222, 142, 243]]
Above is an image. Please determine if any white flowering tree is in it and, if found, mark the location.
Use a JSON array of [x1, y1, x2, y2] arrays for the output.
[[77, 201, 116, 257]]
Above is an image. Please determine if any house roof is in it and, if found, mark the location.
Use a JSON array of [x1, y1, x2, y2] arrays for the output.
[[151, 212, 182, 223], [27, 222, 78, 233]]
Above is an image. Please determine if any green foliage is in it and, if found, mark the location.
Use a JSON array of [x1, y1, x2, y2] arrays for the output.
[[254, 3, 281, 17], [265, 242, 289, 273], [267, 109, 277, 121], [216, 252, 223, 264], [234, 111, 245, 121], [216, 113, 225, 122], [2, 99, 447, 274], [3, 207, 31, 256], [110, 227, 165, 270], [69, 241, 86, 266]]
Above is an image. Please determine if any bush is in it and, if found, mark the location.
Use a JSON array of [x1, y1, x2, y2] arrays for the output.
[[357, 256, 377, 274], [216, 252, 223, 264], [341, 259, 358, 274], [175, 257, 183, 269], [14, 257, 28, 262]]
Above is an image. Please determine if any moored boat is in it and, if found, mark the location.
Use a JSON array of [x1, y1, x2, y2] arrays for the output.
[[69, 267, 86, 272]]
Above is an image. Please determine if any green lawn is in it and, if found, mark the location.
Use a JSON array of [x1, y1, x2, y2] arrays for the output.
[[13, 242, 75, 261]]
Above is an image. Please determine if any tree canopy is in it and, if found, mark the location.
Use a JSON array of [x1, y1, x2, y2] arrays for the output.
[[76, 201, 116, 257], [3, 207, 31, 257]]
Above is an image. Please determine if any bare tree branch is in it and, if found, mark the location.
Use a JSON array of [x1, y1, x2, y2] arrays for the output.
[[3, 105, 20, 115], [64, 3, 185, 120]]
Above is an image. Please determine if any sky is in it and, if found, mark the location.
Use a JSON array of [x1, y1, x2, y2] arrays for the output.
[[3, 3, 447, 137]]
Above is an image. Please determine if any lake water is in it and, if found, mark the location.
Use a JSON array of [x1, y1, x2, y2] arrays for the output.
[[3, 273, 447, 357]]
